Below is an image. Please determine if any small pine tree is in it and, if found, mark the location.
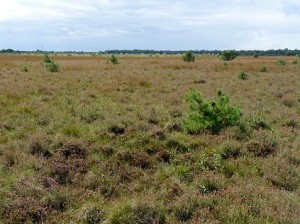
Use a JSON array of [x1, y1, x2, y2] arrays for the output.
[[46, 60, 60, 72], [43, 54, 51, 63], [182, 51, 196, 62], [220, 50, 236, 61], [110, 55, 119, 64], [184, 89, 241, 134]]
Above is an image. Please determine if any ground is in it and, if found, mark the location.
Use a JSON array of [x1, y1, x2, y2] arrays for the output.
[[0, 54, 299, 223]]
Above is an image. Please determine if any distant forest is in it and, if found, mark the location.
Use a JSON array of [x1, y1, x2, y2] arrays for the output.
[[1, 48, 300, 56]]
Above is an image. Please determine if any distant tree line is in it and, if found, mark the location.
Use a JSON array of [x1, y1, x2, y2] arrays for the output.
[[1, 48, 300, 56]]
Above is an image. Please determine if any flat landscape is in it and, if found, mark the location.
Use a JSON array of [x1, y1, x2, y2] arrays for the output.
[[0, 54, 299, 223]]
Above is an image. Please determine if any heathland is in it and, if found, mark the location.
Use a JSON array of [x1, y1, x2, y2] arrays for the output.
[[0, 54, 299, 223]]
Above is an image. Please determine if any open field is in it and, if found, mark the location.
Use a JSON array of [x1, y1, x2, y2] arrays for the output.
[[0, 55, 299, 223]]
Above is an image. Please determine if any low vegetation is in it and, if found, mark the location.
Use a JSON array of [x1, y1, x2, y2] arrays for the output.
[[0, 54, 299, 223], [182, 51, 196, 62]]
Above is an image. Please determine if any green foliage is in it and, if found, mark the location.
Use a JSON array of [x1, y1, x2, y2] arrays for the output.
[[260, 66, 267, 72], [221, 50, 237, 61], [110, 55, 119, 64], [238, 71, 248, 80], [184, 89, 242, 134], [254, 54, 259, 58], [43, 54, 51, 63], [22, 64, 29, 72], [277, 59, 286, 65], [46, 60, 60, 72], [182, 51, 196, 62]]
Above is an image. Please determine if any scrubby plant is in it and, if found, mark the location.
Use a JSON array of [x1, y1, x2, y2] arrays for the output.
[[220, 50, 236, 61], [110, 55, 119, 64], [182, 51, 196, 62], [46, 60, 60, 72], [254, 54, 259, 58], [238, 71, 248, 80], [260, 66, 267, 72], [43, 54, 51, 63], [184, 89, 242, 134], [277, 59, 286, 65], [22, 64, 29, 72]]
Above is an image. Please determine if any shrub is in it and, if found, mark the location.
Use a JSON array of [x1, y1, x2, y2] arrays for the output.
[[43, 54, 51, 63], [220, 50, 236, 61], [184, 89, 242, 134], [254, 54, 259, 58], [238, 71, 248, 80], [277, 59, 286, 65], [46, 60, 60, 72], [182, 51, 196, 62], [260, 66, 267, 72], [292, 60, 298, 65], [110, 55, 119, 64], [22, 64, 29, 72]]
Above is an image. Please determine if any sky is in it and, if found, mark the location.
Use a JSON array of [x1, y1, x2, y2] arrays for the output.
[[0, 0, 300, 51]]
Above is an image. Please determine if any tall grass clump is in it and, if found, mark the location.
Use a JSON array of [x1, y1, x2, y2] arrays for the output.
[[184, 89, 242, 134], [182, 51, 196, 62]]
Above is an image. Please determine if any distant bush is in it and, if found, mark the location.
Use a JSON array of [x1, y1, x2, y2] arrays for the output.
[[182, 51, 196, 62], [260, 66, 267, 72], [277, 59, 286, 65], [292, 60, 298, 65], [22, 64, 29, 72], [220, 50, 237, 61], [46, 60, 60, 72], [254, 54, 259, 58], [110, 55, 119, 64], [184, 89, 242, 134], [238, 71, 248, 80], [43, 54, 51, 63]]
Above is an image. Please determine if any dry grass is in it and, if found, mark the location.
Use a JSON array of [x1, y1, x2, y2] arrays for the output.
[[0, 54, 299, 223]]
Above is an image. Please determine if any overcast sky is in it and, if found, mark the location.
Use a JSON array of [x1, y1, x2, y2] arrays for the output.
[[0, 0, 300, 51]]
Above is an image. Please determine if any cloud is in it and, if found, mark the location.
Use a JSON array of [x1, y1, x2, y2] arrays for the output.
[[0, 0, 299, 50]]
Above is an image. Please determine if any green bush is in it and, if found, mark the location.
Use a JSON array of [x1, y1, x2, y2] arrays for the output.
[[110, 55, 119, 64], [22, 64, 29, 72], [43, 54, 51, 63], [182, 51, 196, 62], [277, 59, 286, 65], [220, 50, 236, 61], [260, 66, 267, 72], [238, 71, 248, 80], [46, 60, 60, 72], [184, 89, 242, 134]]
